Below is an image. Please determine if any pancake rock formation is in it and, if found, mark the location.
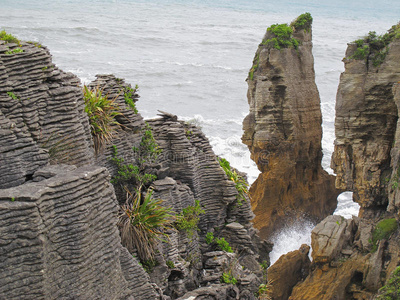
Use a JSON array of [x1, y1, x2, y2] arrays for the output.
[[283, 22, 400, 300], [0, 35, 268, 299], [242, 13, 339, 239]]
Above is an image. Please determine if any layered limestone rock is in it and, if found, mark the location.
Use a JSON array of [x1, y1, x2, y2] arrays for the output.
[[75, 74, 268, 299], [331, 26, 400, 215], [242, 15, 339, 239], [0, 36, 267, 299], [0, 165, 158, 299], [0, 40, 94, 186]]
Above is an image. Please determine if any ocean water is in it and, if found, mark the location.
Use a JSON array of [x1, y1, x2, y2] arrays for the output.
[[2, 0, 398, 263]]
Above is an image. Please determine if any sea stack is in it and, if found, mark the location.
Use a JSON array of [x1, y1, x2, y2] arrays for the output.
[[332, 24, 400, 216], [242, 13, 339, 239]]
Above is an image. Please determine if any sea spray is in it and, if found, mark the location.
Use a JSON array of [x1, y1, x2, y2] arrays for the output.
[[269, 218, 315, 265], [269, 192, 359, 266]]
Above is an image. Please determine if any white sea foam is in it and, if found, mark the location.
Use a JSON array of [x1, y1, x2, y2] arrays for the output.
[[269, 219, 315, 265], [334, 192, 360, 219]]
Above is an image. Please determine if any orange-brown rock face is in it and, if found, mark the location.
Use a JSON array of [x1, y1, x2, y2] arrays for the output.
[[242, 16, 339, 239], [331, 30, 400, 215]]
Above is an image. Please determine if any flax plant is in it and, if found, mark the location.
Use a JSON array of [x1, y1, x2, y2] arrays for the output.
[[83, 85, 121, 154], [118, 187, 174, 261]]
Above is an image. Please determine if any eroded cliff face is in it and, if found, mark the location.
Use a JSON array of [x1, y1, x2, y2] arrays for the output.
[[0, 38, 267, 299], [242, 16, 339, 239], [331, 28, 400, 215], [280, 23, 400, 300]]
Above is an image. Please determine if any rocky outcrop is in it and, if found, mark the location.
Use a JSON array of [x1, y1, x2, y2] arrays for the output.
[[289, 215, 400, 299], [331, 25, 400, 215], [311, 215, 355, 264], [0, 36, 268, 299], [242, 14, 339, 239], [267, 244, 310, 300], [0, 165, 158, 299], [285, 23, 400, 300], [0, 40, 94, 186]]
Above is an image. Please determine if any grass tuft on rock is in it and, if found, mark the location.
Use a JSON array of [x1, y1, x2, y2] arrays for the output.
[[83, 85, 121, 154], [0, 30, 21, 45], [371, 218, 398, 252], [119, 187, 174, 262]]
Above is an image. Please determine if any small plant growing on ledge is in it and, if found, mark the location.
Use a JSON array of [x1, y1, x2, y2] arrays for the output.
[[221, 271, 237, 285], [123, 85, 139, 114], [118, 187, 174, 262], [370, 218, 398, 252], [175, 200, 205, 238], [248, 53, 260, 81], [166, 260, 175, 269], [205, 232, 233, 253], [5, 48, 23, 55], [83, 85, 122, 154], [6, 91, 19, 101], [133, 122, 162, 165], [257, 281, 273, 300], [110, 145, 156, 188], [218, 157, 249, 206], [0, 30, 21, 46]]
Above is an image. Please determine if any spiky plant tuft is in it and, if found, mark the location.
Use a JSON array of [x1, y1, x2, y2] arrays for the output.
[[83, 85, 121, 154], [118, 187, 174, 261]]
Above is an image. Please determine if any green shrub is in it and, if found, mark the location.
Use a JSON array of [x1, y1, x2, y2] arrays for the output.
[[205, 232, 214, 244], [141, 259, 158, 273], [166, 260, 175, 269], [377, 266, 400, 299], [257, 281, 273, 300], [110, 145, 156, 187], [262, 23, 299, 50], [0, 30, 20, 45], [371, 218, 398, 252], [248, 53, 260, 81], [205, 231, 233, 252], [7, 91, 18, 101], [5, 48, 23, 55], [351, 45, 370, 60], [133, 122, 162, 165], [291, 12, 313, 31], [221, 272, 237, 285], [83, 85, 121, 154], [118, 188, 174, 261], [175, 200, 205, 238], [123, 85, 138, 113], [218, 157, 249, 206], [216, 237, 233, 253], [349, 23, 400, 66]]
